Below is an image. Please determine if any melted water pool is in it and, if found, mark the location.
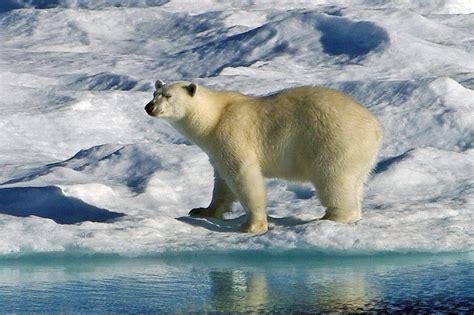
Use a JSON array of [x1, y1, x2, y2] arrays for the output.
[[0, 251, 472, 313]]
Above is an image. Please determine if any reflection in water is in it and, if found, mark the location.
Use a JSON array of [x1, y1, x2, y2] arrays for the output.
[[314, 271, 379, 312], [0, 252, 472, 313], [209, 267, 379, 313], [211, 270, 269, 313]]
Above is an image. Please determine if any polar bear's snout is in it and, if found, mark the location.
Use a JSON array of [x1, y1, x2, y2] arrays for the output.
[[145, 100, 156, 116]]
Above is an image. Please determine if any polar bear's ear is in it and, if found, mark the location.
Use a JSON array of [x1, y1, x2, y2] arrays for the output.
[[155, 80, 165, 90], [186, 83, 197, 97]]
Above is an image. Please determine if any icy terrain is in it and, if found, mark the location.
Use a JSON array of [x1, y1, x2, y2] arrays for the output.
[[0, 0, 473, 255]]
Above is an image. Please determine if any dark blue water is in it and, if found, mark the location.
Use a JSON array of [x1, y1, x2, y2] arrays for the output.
[[0, 251, 472, 313]]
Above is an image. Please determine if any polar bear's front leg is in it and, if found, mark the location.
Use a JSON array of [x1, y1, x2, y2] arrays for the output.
[[189, 169, 235, 218], [224, 159, 268, 234]]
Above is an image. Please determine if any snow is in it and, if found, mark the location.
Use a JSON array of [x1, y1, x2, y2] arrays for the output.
[[0, 0, 473, 256]]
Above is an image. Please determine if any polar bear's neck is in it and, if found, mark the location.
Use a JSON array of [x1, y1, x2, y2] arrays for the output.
[[172, 89, 253, 149]]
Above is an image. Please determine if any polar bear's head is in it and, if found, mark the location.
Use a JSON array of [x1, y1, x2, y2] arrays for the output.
[[145, 80, 197, 121]]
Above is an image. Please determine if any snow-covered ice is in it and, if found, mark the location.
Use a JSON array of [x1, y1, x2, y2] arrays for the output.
[[0, 0, 473, 255]]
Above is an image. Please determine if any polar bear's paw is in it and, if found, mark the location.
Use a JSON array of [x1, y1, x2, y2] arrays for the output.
[[188, 207, 224, 218], [240, 219, 268, 234], [321, 210, 361, 224]]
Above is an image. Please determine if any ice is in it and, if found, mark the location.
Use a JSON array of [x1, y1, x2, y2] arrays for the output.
[[0, 0, 473, 256]]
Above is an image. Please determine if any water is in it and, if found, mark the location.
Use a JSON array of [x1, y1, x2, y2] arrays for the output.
[[0, 251, 472, 313]]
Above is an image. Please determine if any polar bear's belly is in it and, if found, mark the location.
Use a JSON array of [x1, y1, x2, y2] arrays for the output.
[[259, 144, 315, 181]]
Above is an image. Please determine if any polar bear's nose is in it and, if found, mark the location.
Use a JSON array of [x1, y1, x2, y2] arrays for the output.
[[145, 100, 155, 115]]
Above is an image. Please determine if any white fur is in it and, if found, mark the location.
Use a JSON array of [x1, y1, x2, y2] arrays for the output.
[[145, 81, 383, 233]]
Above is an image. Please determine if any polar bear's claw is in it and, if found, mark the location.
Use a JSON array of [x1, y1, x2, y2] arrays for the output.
[[189, 207, 224, 218]]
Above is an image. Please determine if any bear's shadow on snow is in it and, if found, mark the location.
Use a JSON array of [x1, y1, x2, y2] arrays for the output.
[[177, 215, 318, 233], [0, 186, 124, 224]]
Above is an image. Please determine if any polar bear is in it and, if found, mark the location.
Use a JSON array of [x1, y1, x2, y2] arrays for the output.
[[145, 80, 383, 233]]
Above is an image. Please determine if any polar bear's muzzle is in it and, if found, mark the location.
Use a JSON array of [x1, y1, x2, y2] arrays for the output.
[[144, 100, 154, 115], [145, 100, 162, 116]]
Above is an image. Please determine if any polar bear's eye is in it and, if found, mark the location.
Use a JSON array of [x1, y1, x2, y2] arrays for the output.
[[163, 93, 172, 99]]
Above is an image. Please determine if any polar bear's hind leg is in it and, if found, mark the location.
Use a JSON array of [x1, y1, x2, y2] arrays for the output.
[[312, 173, 364, 224]]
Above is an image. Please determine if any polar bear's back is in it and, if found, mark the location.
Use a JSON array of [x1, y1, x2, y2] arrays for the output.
[[265, 86, 373, 120], [255, 86, 382, 145]]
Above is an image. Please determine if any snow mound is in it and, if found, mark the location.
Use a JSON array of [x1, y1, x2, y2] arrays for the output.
[[174, 12, 389, 77], [66, 72, 143, 91], [334, 77, 474, 157], [372, 147, 474, 202], [3, 143, 210, 195]]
